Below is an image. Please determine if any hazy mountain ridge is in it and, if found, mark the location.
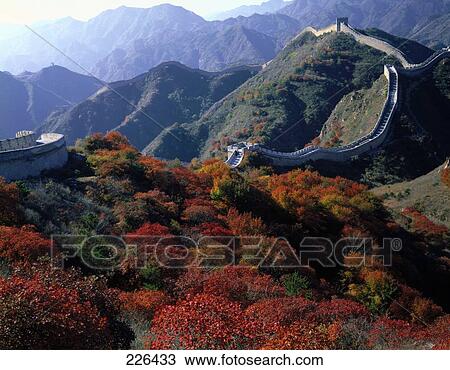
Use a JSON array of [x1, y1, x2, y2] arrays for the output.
[[145, 31, 399, 161], [0, 66, 101, 139], [42, 62, 259, 149], [211, 0, 292, 20], [409, 13, 450, 49], [279, 0, 450, 36], [0, 4, 297, 81]]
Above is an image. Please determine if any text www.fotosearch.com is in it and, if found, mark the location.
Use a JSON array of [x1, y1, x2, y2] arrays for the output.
[[184, 354, 324, 367]]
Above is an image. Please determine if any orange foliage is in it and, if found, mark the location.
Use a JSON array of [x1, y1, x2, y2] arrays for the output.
[[146, 294, 276, 350], [118, 290, 169, 320], [441, 167, 450, 188], [402, 208, 448, 236], [267, 169, 368, 226], [226, 208, 267, 235], [262, 320, 341, 350], [0, 226, 50, 263]]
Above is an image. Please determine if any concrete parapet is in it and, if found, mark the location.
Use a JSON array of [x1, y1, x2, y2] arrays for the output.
[[0, 132, 68, 181]]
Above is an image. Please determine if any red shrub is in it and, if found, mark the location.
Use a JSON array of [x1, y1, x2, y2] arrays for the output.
[[175, 267, 284, 305], [402, 208, 448, 236], [0, 226, 50, 263], [368, 318, 424, 349], [441, 167, 450, 188], [132, 223, 171, 236], [262, 320, 342, 350], [246, 297, 317, 326], [0, 275, 110, 349], [146, 294, 274, 350], [309, 299, 370, 323], [119, 290, 169, 320]]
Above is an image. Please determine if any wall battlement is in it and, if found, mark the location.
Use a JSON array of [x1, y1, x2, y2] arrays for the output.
[[0, 131, 68, 181], [0, 131, 37, 152]]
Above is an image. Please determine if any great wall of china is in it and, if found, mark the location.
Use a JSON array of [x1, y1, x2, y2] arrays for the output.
[[226, 18, 450, 168], [0, 131, 68, 181]]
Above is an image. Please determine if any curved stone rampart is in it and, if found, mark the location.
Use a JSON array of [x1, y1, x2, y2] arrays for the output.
[[229, 65, 398, 167], [341, 24, 450, 74], [226, 19, 449, 169], [341, 24, 411, 67], [0, 133, 68, 181]]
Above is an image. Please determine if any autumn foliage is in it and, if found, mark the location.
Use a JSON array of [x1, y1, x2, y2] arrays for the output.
[[0, 133, 448, 350], [402, 208, 448, 236], [0, 271, 131, 349], [0, 226, 50, 263], [441, 167, 450, 188], [119, 290, 169, 320], [146, 294, 275, 350]]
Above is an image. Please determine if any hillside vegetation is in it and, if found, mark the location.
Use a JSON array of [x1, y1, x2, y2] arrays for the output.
[[0, 132, 448, 349], [372, 163, 450, 228], [43, 63, 258, 149], [147, 32, 396, 161], [318, 75, 388, 147], [308, 59, 450, 187]]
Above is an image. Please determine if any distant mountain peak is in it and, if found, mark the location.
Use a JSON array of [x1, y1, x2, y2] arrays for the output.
[[210, 0, 292, 20]]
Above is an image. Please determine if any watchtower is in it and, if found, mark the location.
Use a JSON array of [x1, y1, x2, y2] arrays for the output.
[[337, 17, 349, 32]]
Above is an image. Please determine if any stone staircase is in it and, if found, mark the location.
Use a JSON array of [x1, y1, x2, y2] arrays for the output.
[[226, 19, 449, 169]]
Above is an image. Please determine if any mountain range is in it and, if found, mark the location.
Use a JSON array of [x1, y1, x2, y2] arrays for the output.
[[210, 0, 292, 20], [144, 26, 449, 185], [42, 63, 258, 149], [0, 66, 101, 139], [0, 0, 448, 82], [0, 4, 300, 82]]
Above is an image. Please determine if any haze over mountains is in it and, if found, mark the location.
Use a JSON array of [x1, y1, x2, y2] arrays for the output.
[[0, 66, 101, 138], [210, 0, 292, 20], [0, 0, 448, 171], [0, 0, 448, 82]]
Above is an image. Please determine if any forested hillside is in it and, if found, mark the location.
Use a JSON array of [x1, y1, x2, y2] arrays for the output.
[[146, 31, 397, 161], [43, 63, 258, 149], [0, 132, 448, 349]]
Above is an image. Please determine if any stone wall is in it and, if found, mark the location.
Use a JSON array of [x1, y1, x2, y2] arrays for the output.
[[340, 24, 411, 67], [0, 133, 68, 181], [227, 64, 399, 168], [0, 132, 37, 152], [226, 19, 449, 169]]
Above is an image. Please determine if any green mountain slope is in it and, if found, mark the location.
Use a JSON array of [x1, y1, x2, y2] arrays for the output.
[[43, 62, 258, 149], [317, 75, 388, 147], [146, 31, 397, 161], [309, 59, 450, 186]]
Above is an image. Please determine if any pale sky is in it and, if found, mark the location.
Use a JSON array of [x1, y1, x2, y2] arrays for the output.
[[0, 0, 265, 24]]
